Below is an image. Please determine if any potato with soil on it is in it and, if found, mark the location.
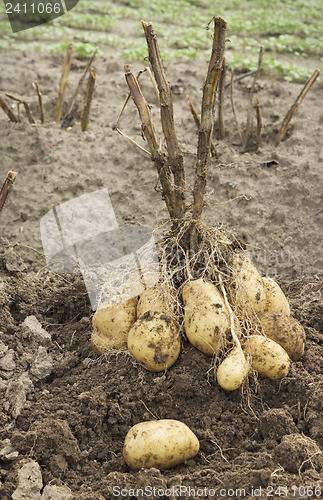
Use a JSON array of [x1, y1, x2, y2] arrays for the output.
[[91, 298, 137, 353], [216, 346, 250, 391], [184, 306, 230, 356], [182, 278, 224, 306], [228, 252, 266, 316], [182, 279, 231, 356], [243, 335, 290, 380], [262, 277, 290, 316], [127, 311, 180, 372], [123, 419, 200, 470], [258, 311, 305, 361], [137, 285, 173, 318]]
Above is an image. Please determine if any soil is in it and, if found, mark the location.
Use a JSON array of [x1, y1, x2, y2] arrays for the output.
[[0, 47, 322, 499]]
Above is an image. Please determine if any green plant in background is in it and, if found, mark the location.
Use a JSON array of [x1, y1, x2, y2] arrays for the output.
[[45, 153, 53, 165], [0, 0, 321, 82], [74, 42, 101, 59]]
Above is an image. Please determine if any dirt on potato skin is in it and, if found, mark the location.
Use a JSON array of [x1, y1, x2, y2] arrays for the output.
[[0, 47, 323, 499]]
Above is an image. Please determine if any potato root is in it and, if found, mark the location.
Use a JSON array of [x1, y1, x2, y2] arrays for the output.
[[123, 419, 199, 470], [243, 335, 290, 380], [127, 312, 180, 372], [217, 346, 249, 391], [229, 252, 266, 316], [259, 311, 305, 361], [263, 277, 290, 316], [91, 298, 137, 353]]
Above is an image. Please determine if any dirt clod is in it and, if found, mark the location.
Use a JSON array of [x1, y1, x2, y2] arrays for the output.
[[259, 408, 298, 440], [274, 434, 323, 473]]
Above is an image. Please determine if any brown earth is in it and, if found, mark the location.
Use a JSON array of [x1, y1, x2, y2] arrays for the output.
[[0, 48, 322, 499]]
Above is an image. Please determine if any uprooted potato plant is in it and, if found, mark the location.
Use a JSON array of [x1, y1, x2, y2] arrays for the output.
[[91, 18, 306, 396]]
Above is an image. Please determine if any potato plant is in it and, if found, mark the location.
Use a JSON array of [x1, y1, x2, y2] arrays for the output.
[[87, 17, 308, 470], [87, 16, 309, 386], [88, 16, 308, 386]]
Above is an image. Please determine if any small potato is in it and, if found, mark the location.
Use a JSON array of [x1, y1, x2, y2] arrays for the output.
[[137, 286, 171, 318], [243, 335, 290, 380], [123, 419, 199, 470], [127, 312, 180, 372], [262, 277, 290, 316], [91, 298, 136, 353], [217, 346, 249, 391], [229, 252, 266, 316], [259, 311, 305, 361]]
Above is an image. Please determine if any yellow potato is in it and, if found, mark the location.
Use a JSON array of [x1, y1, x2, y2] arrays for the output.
[[243, 335, 290, 380], [127, 312, 180, 372], [182, 279, 231, 356], [229, 252, 266, 316], [259, 311, 305, 361], [182, 278, 223, 306], [217, 346, 249, 391], [184, 305, 230, 356], [262, 277, 290, 316], [91, 298, 136, 353], [123, 419, 199, 470], [137, 286, 171, 318]]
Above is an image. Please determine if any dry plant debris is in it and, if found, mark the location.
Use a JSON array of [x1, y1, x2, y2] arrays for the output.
[[0, 43, 98, 131]]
